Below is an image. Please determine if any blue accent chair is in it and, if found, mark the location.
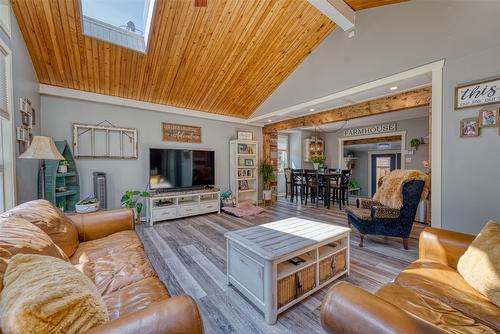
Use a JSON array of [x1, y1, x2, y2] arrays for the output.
[[346, 180, 425, 250]]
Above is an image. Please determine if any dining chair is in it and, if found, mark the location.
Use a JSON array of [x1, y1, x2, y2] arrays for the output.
[[331, 170, 351, 210], [291, 169, 305, 203], [284, 168, 292, 200]]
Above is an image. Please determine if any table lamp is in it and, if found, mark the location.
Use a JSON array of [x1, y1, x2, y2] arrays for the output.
[[19, 136, 64, 199]]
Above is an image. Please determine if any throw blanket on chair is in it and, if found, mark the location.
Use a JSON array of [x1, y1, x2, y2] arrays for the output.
[[373, 169, 430, 209]]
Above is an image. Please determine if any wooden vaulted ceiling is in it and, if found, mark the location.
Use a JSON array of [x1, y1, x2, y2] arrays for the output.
[[13, 0, 404, 118]]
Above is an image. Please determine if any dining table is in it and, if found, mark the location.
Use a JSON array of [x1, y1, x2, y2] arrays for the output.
[[290, 170, 344, 209]]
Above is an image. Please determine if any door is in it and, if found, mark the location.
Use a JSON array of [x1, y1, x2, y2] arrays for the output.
[[371, 153, 400, 196]]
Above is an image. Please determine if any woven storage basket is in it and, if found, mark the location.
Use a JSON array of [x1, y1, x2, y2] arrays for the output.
[[296, 265, 316, 296], [319, 250, 347, 284], [278, 273, 297, 308]]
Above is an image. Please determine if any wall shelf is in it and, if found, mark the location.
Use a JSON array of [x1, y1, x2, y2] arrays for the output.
[[230, 139, 259, 205]]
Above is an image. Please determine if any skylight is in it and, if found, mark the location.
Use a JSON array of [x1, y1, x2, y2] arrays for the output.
[[80, 0, 156, 53]]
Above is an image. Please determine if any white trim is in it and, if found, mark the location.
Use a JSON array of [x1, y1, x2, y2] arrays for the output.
[[339, 130, 406, 172], [306, 0, 355, 31], [0, 36, 15, 210], [248, 60, 443, 122], [0, 1, 11, 38], [367, 149, 403, 196], [39, 84, 261, 126]]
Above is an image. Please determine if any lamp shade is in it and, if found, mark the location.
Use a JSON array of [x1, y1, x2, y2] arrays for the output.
[[19, 136, 64, 160]]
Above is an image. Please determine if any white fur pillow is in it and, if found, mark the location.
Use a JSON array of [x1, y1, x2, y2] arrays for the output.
[[0, 254, 108, 334]]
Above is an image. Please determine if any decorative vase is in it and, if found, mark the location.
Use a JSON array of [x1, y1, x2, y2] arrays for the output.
[[57, 165, 68, 173], [263, 190, 272, 200], [75, 202, 99, 214], [313, 163, 319, 170]]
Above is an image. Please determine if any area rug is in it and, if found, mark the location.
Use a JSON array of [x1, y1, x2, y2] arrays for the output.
[[222, 203, 264, 217]]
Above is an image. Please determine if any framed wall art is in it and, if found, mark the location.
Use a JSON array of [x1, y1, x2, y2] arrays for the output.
[[237, 130, 253, 141], [478, 108, 498, 128], [455, 76, 500, 109], [162, 122, 201, 143], [460, 118, 480, 138]]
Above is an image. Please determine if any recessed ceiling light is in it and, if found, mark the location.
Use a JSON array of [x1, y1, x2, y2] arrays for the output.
[[309, 108, 315, 112], [267, 119, 273, 122], [390, 86, 399, 91]]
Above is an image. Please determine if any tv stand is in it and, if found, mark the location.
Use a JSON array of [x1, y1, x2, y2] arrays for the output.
[[146, 188, 220, 226]]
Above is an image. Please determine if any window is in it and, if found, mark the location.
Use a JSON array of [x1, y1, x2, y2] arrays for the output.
[[0, 38, 14, 212], [277, 135, 288, 174], [80, 0, 156, 53]]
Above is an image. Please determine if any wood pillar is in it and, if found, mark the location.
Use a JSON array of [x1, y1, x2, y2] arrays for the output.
[[263, 131, 278, 200]]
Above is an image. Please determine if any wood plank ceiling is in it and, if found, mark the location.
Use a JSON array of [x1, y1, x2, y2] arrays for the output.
[[13, 0, 405, 118]]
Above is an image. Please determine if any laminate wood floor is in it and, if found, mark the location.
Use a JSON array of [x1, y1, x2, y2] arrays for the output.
[[137, 199, 423, 334]]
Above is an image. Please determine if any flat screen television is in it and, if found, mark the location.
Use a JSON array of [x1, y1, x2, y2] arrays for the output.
[[149, 148, 215, 191]]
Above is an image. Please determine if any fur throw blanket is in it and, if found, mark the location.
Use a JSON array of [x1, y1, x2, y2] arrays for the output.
[[373, 169, 430, 209]]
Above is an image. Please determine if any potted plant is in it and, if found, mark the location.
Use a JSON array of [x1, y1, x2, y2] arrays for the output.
[[259, 161, 275, 202], [57, 200, 66, 212], [75, 195, 99, 213], [310, 154, 326, 170], [58, 160, 70, 173], [121, 189, 149, 224], [410, 138, 422, 151]]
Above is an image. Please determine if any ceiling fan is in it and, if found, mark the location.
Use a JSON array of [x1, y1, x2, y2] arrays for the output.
[[195, 0, 207, 7]]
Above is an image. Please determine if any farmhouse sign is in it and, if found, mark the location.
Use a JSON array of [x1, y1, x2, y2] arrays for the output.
[[344, 123, 397, 137], [162, 122, 201, 143], [455, 76, 500, 109]]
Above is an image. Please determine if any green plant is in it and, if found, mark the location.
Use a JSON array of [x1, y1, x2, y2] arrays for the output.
[[259, 161, 275, 190], [349, 179, 359, 189], [121, 189, 149, 217], [59, 160, 70, 166], [410, 138, 422, 150], [310, 154, 326, 165], [57, 201, 66, 209], [77, 196, 97, 205]]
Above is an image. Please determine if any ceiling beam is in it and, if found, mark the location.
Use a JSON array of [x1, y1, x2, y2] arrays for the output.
[[344, 135, 402, 146], [263, 87, 431, 133], [307, 0, 355, 31]]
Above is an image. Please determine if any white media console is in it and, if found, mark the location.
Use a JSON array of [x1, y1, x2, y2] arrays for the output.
[[146, 188, 220, 226]]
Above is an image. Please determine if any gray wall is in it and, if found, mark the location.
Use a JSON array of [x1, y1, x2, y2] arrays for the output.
[[254, 1, 500, 234], [325, 116, 429, 170], [41, 96, 262, 209], [289, 131, 303, 169], [0, 8, 41, 204]]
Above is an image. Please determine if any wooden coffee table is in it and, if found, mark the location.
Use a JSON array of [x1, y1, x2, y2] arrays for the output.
[[225, 217, 351, 324]]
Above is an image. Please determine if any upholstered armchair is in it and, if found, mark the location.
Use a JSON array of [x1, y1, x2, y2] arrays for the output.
[[346, 170, 429, 249]]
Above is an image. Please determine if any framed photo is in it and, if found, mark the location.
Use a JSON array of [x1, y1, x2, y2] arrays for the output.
[[479, 108, 498, 128], [244, 158, 254, 166], [21, 111, 30, 126], [19, 98, 29, 113], [460, 118, 480, 137], [30, 108, 36, 126], [238, 143, 249, 154], [239, 180, 249, 190], [237, 130, 253, 141], [455, 76, 500, 109]]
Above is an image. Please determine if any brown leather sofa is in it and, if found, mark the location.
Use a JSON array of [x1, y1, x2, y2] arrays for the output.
[[0, 200, 203, 334], [320, 227, 500, 334]]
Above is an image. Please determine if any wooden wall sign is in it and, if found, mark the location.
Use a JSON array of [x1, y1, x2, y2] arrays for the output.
[[455, 76, 500, 109], [162, 123, 201, 143], [343, 123, 397, 137]]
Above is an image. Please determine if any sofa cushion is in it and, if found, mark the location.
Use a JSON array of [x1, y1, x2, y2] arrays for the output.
[[103, 277, 170, 320], [0, 254, 108, 334], [0, 217, 68, 291], [458, 220, 500, 307], [71, 230, 157, 296], [1, 199, 79, 257], [376, 283, 497, 334], [395, 260, 500, 331]]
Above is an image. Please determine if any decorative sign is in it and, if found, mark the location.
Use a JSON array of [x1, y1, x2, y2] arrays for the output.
[[162, 122, 201, 143], [344, 123, 397, 137], [455, 76, 500, 109]]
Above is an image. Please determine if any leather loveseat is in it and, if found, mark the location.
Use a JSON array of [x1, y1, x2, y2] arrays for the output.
[[320, 227, 499, 334], [0, 200, 203, 334]]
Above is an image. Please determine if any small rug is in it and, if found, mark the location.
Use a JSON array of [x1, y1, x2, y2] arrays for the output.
[[222, 203, 264, 217]]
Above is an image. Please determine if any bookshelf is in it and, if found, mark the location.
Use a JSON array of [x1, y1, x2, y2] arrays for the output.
[[229, 139, 258, 205]]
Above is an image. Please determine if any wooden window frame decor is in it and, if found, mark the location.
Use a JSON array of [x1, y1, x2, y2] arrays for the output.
[[162, 122, 201, 143], [73, 121, 138, 159], [455, 76, 500, 110], [459, 117, 480, 138], [478, 108, 499, 128]]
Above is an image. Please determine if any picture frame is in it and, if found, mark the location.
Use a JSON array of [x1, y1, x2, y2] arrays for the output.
[[237, 130, 253, 141], [455, 76, 500, 110], [238, 143, 249, 154], [460, 117, 480, 137], [479, 108, 498, 128], [244, 158, 254, 166], [239, 180, 249, 190], [21, 111, 30, 126]]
